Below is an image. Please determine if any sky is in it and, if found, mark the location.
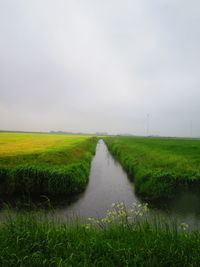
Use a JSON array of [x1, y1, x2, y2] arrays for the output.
[[0, 0, 200, 137]]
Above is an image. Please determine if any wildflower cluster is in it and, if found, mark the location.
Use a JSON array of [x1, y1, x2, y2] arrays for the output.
[[128, 203, 149, 217], [180, 222, 189, 232], [85, 202, 149, 229]]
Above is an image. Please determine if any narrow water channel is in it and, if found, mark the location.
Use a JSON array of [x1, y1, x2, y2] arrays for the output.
[[55, 140, 140, 220]]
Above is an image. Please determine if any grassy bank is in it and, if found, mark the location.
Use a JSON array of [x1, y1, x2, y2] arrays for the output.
[[104, 137, 200, 201], [0, 133, 98, 197], [0, 208, 200, 266]]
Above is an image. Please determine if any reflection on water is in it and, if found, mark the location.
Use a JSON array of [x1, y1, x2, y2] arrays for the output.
[[154, 191, 200, 229], [169, 191, 200, 214], [54, 139, 140, 220]]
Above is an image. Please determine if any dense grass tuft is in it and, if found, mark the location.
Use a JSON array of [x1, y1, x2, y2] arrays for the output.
[[0, 162, 89, 196]]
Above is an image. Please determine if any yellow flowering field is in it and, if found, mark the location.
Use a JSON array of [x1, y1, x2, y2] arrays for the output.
[[0, 132, 91, 156]]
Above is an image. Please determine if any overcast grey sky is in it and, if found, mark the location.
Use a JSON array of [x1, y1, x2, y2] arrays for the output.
[[0, 0, 200, 137]]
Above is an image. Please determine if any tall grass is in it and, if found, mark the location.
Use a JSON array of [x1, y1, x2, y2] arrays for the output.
[[0, 162, 89, 196], [104, 137, 200, 201], [1, 209, 200, 266], [0, 137, 98, 197]]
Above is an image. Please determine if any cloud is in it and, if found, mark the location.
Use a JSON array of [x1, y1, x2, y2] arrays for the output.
[[0, 0, 200, 136]]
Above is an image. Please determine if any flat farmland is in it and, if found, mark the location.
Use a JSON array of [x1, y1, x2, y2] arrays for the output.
[[104, 137, 200, 200], [0, 132, 92, 156], [0, 132, 97, 196]]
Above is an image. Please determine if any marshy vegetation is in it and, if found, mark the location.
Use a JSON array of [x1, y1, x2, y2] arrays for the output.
[[0, 133, 97, 197], [104, 137, 200, 201]]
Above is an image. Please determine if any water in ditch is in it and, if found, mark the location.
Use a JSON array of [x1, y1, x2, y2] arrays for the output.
[[54, 139, 140, 220]]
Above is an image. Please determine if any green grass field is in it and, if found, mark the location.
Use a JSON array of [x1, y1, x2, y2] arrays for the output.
[[0, 206, 200, 267], [104, 137, 200, 200], [0, 133, 98, 197]]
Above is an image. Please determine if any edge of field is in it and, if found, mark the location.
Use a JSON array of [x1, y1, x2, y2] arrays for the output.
[[0, 135, 98, 197], [104, 136, 200, 201]]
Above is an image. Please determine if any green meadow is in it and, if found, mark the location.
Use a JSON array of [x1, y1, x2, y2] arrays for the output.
[[0, 133, 97, 197], [104, 137, 200, 201]]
